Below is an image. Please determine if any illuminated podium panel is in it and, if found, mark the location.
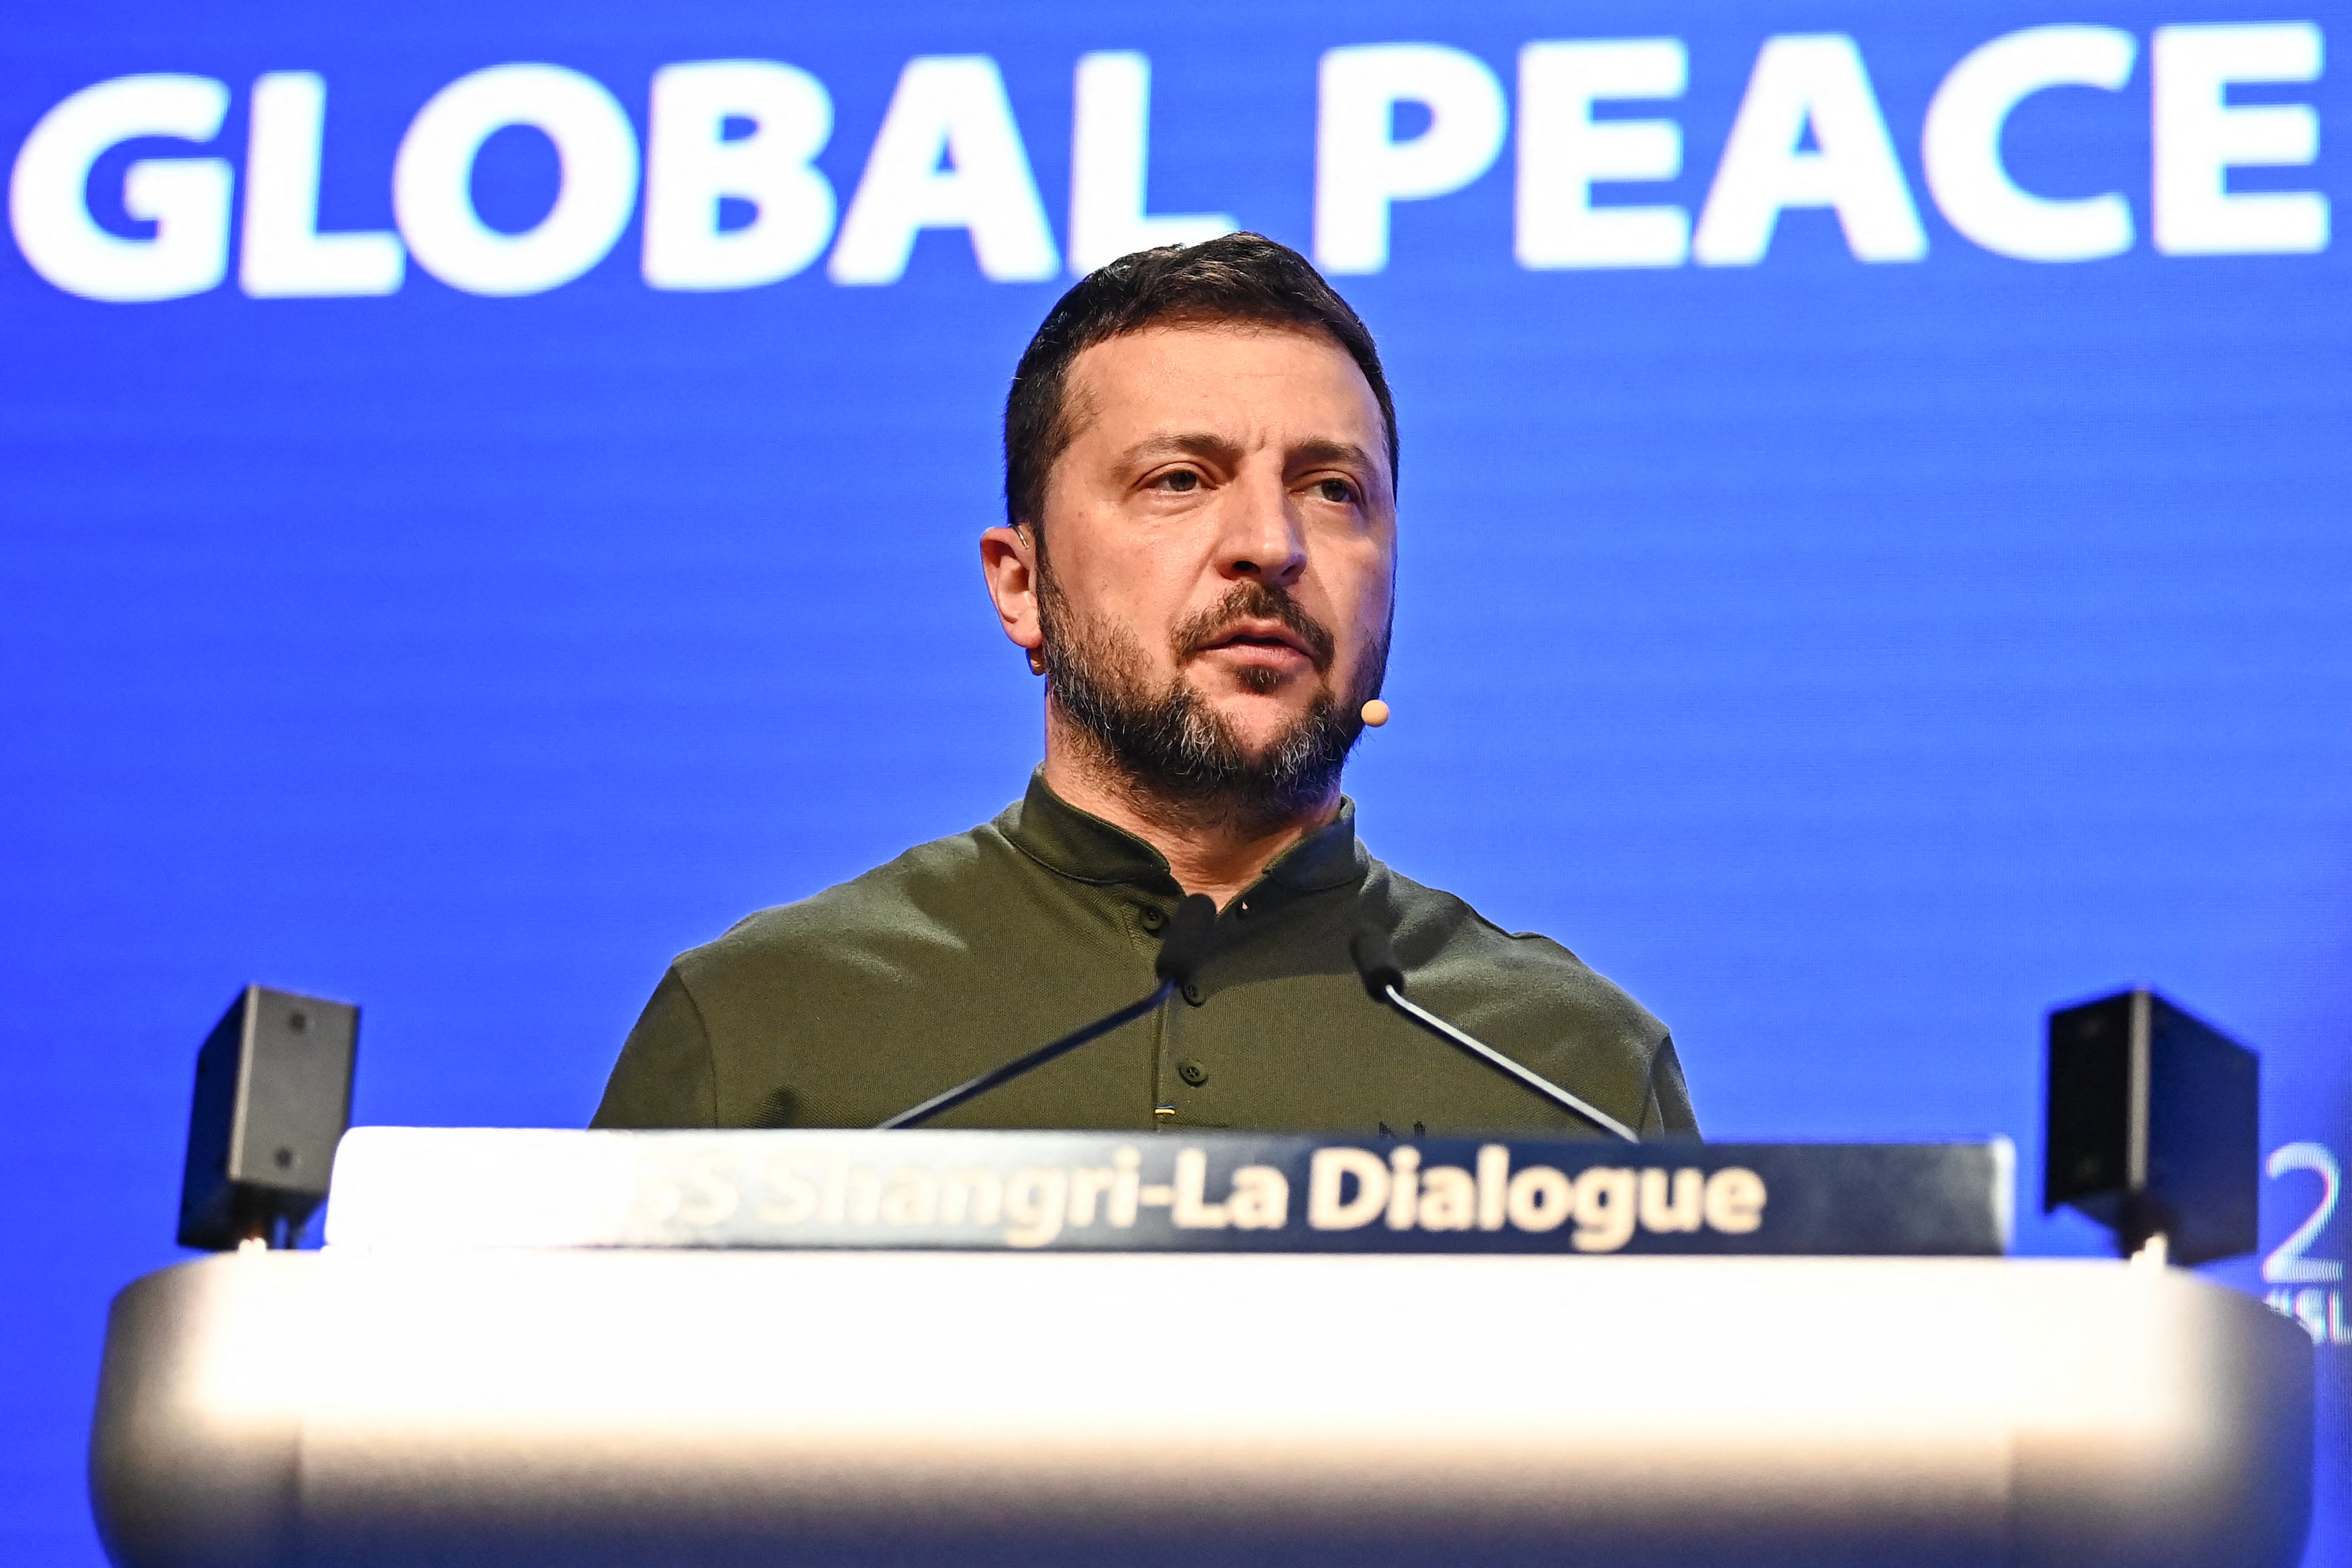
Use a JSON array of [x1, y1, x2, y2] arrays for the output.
[[90, 1132, 2313, 1568]]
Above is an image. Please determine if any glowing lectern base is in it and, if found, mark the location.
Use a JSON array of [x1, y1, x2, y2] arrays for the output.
[[91, 1249, 2308, 1568]]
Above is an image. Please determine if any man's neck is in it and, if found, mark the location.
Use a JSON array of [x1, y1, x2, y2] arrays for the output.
[[1040, 716, 1341, 909]]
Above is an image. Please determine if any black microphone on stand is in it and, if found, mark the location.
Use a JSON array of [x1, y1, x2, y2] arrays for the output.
[[1348, 923, 1639, 1143], [878, 893, 1220, 1130]]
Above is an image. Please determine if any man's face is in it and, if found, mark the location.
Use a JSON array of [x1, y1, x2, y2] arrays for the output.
[[992, 322, 1396, 814]]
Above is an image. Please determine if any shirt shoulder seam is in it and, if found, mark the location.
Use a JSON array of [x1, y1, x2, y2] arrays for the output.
[[664, 962, 724, 1126]]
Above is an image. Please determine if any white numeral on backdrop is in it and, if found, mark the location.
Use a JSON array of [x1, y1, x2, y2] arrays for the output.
[[2262, 1142, 2344, 1285]]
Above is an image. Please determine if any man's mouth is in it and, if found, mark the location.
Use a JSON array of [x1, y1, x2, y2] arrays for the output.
[[1201, 619, 1316, 662], [1170, 583, 1339, 675]]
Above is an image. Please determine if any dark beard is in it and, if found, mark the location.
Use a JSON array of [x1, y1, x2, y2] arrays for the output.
[[1036, 566, 1385, 827]]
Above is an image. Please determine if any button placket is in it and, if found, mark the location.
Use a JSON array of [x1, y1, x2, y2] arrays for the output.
[[1151, 988, 1180, 1127]]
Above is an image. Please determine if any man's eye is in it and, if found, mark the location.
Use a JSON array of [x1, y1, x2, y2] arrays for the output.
[[1313, 478, 1357, 504], [1156, 471, 1201, 493]]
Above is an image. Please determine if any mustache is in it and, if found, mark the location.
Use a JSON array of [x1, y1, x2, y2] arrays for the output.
[[1169, 581, 1337, 672]]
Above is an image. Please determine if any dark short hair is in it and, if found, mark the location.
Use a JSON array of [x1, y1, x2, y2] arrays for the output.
[[1002, 232, 1397, 534]]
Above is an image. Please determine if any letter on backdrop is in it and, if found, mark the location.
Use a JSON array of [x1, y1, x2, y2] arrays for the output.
[[1416, 1165, 1477, 1231], [1308, 1146, 1390, 1230], [1227, 1166, 1290, 1230], [1506, 1165, 1573, 1232], [10, 74, 233, 301], [1067, 1165, 1118, 1227], [675, 1153, 740, 1227], [1002, 1167, 1070, 1247], [1516, 38, 1690, 269], [644, 60, 837, 290], [1172, 1148, 1230, 1229], [759, 1160, 820, 1225], [1921, 27, 2137, 263], [881, 1165, 941, 1226], [394, 64, 641, 296], [1638, 1167, 1705, 1233], [2152, 24, 2328, 256], [828, 55, 1060, 285], [1693, 34, 1927, 265], [941, 1168, 1004, 1226], [242, 72, 406, 296], [1109, 1147, 1143, 1228], [1476, 1144, 1511, 1231], [1315, 44, 1507, 274], [1385, 1145, 1423, 1230], [1573, 1166, 1638, 1252], [1067, 52, 1233, 273], [1704, 1166, 1767, 1233]]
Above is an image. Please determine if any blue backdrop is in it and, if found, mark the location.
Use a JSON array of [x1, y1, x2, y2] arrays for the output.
[[5, 1, 2347, 1561]]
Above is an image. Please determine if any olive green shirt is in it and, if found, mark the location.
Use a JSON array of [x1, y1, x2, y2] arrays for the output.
[[593, 772, 1695, 1137]]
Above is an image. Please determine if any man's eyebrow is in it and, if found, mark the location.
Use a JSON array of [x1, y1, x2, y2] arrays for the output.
[[1289, 439, 1376, 472], [1116, 433, 1388, 488], [1120, 432, 1246, 468]]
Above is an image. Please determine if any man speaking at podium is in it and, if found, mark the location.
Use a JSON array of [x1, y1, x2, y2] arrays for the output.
[[596, 234, 1695, 1138]]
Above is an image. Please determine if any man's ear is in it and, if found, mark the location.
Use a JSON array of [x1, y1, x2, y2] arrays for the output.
[[979, 523, 1044, 658]]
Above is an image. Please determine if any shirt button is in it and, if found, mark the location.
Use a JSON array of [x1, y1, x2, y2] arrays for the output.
[[1182, 982, 1204, 1007], [1177, 1059, 1209, 1086], [1139, 906, 1165, 932]]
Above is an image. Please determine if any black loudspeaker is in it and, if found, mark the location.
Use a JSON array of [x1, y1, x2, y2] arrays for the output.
[[2043, 988, 2258, 1266], [176, 986, 359, 1250]]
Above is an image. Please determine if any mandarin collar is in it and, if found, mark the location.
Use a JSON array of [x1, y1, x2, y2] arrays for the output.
[[1001, 769, 1368, 899]]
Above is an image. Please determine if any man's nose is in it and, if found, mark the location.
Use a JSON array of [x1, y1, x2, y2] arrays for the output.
[[1213, 471, 1307, 587]]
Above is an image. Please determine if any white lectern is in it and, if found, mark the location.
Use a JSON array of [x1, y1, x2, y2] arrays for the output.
[[90, 1129, 2313, 1568]]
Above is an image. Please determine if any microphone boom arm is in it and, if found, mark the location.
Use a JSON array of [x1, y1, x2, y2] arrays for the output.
[[1349, 922, 1638, 1143], [877, 982, 1175, 1131], [877, 893, 1220, 1131], [1374, 982, 1640, 1143]]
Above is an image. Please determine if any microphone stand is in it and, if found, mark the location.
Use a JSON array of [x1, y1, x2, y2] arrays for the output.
[[1349, 925, 1640, 1143], [878, 894, 1219, 1131]]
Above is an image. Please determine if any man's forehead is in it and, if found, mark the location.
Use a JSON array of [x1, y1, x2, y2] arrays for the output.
[[1065, 321, 1385, 445]]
